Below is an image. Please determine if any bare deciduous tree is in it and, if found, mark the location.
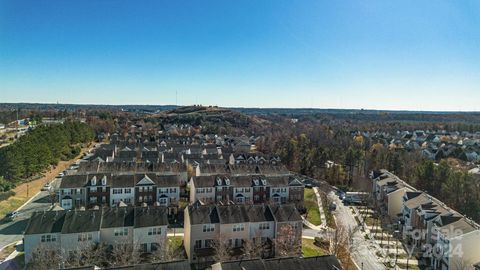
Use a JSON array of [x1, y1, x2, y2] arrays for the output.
[[109, 240, 142, 267], [275, 224, 301, 257], [327, 220, 357, 270], [211, 236, 232, 263], [27, 246, 63, 270], [242, 237, 264, 259]]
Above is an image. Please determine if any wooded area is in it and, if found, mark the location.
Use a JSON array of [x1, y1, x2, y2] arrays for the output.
[[0, 121, 94, 191]]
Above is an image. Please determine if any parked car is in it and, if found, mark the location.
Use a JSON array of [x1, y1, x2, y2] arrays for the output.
[[5, 211, 19, 221], [41, 183, 51, 191]]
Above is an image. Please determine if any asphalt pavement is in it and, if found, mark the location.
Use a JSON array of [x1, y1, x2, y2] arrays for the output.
[[0, 179, 59, 249]]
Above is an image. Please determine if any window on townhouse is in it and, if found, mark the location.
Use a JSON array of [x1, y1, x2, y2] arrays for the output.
[[90, 187, 97, 193], [148, 195, 153, 202], [159, 198, 167, 204], [203, 224, 215, 232], [259, 223, 270, 230], [148, 186, 153, 192], [148, 227, 161, 235], [205, 239, 213, 248], [78, 233, 92, 242], [194, 240, 202, 249], [233, 224, 244, 232], [102, 196, 106, 203], [206, 187, 212, 193], [41, 234, 57, 242], [124, 189, 131, 194], [114, 228, 128, 236], [245, 197, 250, 203], [76, 188, 81, 194], [139, 196, 143, 202], [124, 198, 131, 204], [245, 188, 250, 192], [234, 238, 242, 248], [170, 188, 176, 193], [254, 195, 260, 201], [113, 189, 123, 194], [90, 197, 97, 204]]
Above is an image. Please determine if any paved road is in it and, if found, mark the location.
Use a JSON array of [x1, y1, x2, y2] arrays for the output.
[[330, 192, 385, 270], [0, 179, 59, 249]]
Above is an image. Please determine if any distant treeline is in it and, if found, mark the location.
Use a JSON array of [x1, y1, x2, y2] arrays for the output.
[[0, 121, 94, 190]]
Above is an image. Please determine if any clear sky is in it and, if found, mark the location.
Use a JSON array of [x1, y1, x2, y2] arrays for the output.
[[1, 0, 479, 111]]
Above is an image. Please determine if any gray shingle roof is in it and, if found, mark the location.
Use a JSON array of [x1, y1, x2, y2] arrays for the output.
[[134, 206, 169, 228], [213, 255, 343, 270], [24, 211, 66, 235], [62, 209, 102, 233]]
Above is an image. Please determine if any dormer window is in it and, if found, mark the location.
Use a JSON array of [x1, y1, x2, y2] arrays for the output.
[[261, 179, 267, 186], [253, 179, 259, 186], [225, 178, 230, 186], [216, 178, 222, 186], [101, 176, 107, 186], [91, 176, 97, 186]]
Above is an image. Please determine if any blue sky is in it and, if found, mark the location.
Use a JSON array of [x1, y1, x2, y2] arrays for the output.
[[1, 0, 479, 111]]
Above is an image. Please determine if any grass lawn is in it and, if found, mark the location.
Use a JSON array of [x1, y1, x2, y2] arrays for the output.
[[304, 189, 321, 226], [301, 238, 326, 257], [0, 145, 90, 219]]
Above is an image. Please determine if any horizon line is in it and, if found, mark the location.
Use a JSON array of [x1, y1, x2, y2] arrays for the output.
[[1, 102, 480, 113]]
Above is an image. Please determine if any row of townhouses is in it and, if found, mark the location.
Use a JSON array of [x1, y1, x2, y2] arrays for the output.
[[24, 203, 302, 267], [189, 175, 304, 208], [59, 173, 181, 214], [372, 170, 480, 270], [183, 203, 302, 264], [24, 206, 169, 263]]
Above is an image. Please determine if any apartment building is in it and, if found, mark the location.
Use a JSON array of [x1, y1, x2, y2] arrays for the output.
[[59, 173, 180, 213], [183, 203, 302, 264], [23, 206, 168, 264], [189, 175, 304, 207]]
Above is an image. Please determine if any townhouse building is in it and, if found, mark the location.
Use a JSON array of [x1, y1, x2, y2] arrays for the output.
[[372, 170, 415, 220], [376, 169, 480, 270], [183, 204, 302, 264], [189, 175, 304, 208], [23, 206, 169, 264], [59, 173, 181, 213]]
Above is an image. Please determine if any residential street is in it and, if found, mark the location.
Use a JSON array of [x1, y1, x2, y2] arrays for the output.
[[329, 192, 385, 270], [0, 178, 59, 249]]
